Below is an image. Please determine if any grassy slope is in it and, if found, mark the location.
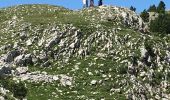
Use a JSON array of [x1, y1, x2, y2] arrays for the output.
[[0, 4, 170, 99]]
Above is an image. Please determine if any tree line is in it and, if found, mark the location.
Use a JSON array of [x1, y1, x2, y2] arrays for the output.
[[140, 1, 170, 34]]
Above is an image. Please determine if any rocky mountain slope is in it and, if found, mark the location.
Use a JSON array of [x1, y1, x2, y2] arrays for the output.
[[0, 4, 170, 100]]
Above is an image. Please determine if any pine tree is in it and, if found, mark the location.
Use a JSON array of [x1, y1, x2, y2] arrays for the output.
[[157, 1, 166, 14], [140, 9, 149, 22], [148, 5, 157, 12]]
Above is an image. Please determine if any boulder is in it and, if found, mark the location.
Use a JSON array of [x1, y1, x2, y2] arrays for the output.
[[45, 36, 60, 48], [13, 42, 19, 49], [165, 51, 170, 63], [0, 87, 6, 95], [0, 44, 12, 51], [26, 39, 32, 46], [38, 38, 45, 47], [53, 76, 59, 81], [69, 43, 75, 49], [20, 31, 27, 40], [14, 54, 33, 66], [4, 50, 20, 63], [32, 56, 38, 64], [0, 96, 5, 100], [14, 55, 24, 66], [60, 75, 73, 86], [24, 54, 33, 65], [0, 65, 12, 76], [38, 53, 48, 62], [90, 80, 97, 85], [15, 67, 28, 75]]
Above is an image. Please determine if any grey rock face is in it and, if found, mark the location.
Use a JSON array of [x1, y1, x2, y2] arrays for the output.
[[98, 6, 146, 31], [15, 71, 73, 86], [45, 32, 61, 48], [15, 67, 28, 75]]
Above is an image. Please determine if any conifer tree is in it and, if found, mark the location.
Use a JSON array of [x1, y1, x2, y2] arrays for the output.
[[157, 1, 166, 14], [148, 5, 157, 12]]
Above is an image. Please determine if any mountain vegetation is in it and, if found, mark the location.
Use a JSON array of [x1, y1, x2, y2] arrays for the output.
[[0, 3, 170, 100]]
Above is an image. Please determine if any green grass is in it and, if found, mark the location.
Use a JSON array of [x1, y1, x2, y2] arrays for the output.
[[27, 56, 129, 99]]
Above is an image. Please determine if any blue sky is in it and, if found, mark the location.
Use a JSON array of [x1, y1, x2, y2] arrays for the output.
[[0, 0, 170, 12]]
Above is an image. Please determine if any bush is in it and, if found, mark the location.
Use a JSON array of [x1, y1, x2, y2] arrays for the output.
[[0, 78, 27, 99], [118, 65, 128, 74], [149, 71, 164, 86], [13, 82, 27, 99]]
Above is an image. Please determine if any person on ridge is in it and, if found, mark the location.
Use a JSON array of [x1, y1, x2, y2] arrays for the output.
[[90, 0, 94, 7], [98, 0, 103, 6], [83, 0, 88, 8]]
